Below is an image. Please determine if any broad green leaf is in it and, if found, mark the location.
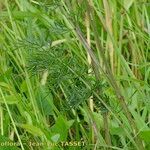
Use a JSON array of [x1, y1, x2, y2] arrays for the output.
[[0, 67, 12, 81], [36, 85, 54, 115], [110, 127, 125, 135], [0, 95, 20, 104], [80, 107, 88, 122], [93, 112, 103, 129], [0, 82, 11, 90], [17, 0, 38, 12], [80, 108, 103, 129], [124, 0, 134, 11], [51, 134, 60, 142], [20, 80, 28, 92], [66, 120, 75, 129], [51, 116, 74, 141], [130, 108, 148, 130], [0, 11, 35, 20], [17, 124, 44, 136], [139, 130, 150, 142], [23, 111, 32, 124]]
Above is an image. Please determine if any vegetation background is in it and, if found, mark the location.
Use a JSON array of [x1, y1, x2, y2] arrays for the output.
[[0, 0, 150, 150]]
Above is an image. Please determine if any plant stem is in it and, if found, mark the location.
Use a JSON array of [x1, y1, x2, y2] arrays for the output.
[[103, 0, 114, 74], [103, 111, 111, 148]]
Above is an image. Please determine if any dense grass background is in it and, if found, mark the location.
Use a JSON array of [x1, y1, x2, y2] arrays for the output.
[[0, 0, 150, 150]]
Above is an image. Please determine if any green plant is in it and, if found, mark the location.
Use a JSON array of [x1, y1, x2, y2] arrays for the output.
[[0, 0, 150, 150]]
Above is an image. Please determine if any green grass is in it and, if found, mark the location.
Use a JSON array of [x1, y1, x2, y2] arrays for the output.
[[0, 0, 150, 150]]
